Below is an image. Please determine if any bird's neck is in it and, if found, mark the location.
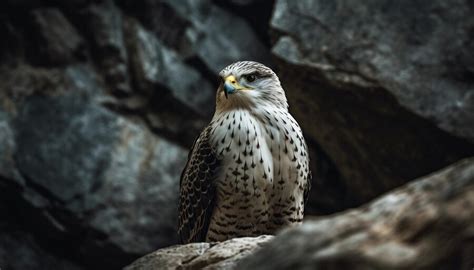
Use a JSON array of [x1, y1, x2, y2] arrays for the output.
[[214, 105, 288, 122], [209, 107, 290, 153], [212, 107, 284, 130]]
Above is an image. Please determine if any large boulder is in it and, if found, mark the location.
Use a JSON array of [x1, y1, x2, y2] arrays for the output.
[[271, 0, 474, 208], [0, 64, 188, 269], [272, 0, 474, 141], [239, 157, 474, 270]]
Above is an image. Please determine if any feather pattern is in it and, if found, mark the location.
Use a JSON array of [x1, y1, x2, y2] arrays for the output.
[[179, 61, 311, 243], [178, 126, 220, 243]]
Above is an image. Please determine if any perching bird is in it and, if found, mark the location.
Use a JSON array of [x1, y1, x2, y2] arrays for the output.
[[178, 61, 310, 243]]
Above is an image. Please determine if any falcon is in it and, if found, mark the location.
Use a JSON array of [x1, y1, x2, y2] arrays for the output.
[[178, 61, 311, 243]]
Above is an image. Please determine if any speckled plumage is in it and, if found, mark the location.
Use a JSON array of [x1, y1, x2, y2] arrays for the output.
[[178, 61, 310, 244]]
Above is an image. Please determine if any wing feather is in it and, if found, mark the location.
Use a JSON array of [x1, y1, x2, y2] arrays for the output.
[[178, 126, 220, 243]]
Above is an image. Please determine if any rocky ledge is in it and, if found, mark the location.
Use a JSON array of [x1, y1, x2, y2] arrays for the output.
[[126, 157, 474, 270], [124, 235, 273, 270]]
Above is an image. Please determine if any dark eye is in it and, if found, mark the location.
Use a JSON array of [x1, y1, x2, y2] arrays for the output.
[[244, 74, 256, 82]]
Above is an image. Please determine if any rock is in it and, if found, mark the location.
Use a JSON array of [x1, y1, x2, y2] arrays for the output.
[[272, 0, 474, 141], [0, 109, 19, 182], [29, 8, 85, 65], [116, 0, 190, 51], [124, 235, 273, 270], [81, 0, 131, 94], [239, 157, 474, 270], [0, 224, 84, 270], [304, 140, 346, 214], [124, 17, 214, 116], [214, 0, 275, 49], [270, 0, 474, 207], [161, 0, 272, 73], [0, 64, 188, 269], [227, 0, 263, 6]]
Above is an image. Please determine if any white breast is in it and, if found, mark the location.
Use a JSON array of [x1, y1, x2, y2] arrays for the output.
[[210, 109, 274, 192], [207, 107, 309, 239]]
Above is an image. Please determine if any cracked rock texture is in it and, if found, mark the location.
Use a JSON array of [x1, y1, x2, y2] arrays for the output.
[[0, 0, 473, 269], [124, 235, 273, 270]]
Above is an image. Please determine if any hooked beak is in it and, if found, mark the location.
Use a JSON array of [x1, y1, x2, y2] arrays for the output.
[[223, 75, 244, 99]]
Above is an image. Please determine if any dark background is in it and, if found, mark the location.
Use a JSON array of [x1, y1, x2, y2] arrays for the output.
[[0, 0, 473, 269]]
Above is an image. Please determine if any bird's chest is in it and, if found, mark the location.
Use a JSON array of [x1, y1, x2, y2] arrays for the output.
[[210, 110, 303, 202]]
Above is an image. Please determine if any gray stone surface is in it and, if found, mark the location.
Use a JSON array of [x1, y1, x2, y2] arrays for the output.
[[82, 0, 131, 94], [14, 89, 187, 254], [270, 0, 474, 207], [162, 0, 271, 73], [238, 158, 474, 270], [125, 17, 214, 116], [272, 0, 474, 142], [30, 8, 84, 65], [124, 235, 273, 270], [0, 64, 188, 269]]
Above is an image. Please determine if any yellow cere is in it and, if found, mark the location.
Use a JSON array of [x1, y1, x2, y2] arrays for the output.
[[224, 75, 247, 90]]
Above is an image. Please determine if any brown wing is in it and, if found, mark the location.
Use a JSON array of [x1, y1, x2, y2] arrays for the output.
[[178, 127, 220, 243]]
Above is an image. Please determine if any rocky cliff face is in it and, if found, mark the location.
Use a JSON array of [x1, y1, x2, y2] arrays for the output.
[[0, 0, 473, 269]]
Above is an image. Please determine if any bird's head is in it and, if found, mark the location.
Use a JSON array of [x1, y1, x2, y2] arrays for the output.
[[215, 61, 288, 112]]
